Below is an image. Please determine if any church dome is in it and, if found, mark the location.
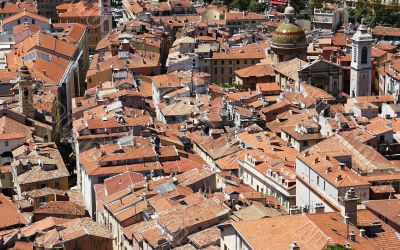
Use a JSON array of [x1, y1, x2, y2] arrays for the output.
[[271, 23, 306, 46]]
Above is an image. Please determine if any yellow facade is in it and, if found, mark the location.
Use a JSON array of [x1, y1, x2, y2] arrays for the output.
[[20, 177, 69, 193]]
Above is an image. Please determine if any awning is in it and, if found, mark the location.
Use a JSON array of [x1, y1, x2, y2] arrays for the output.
[[271, 1, 287, 5]]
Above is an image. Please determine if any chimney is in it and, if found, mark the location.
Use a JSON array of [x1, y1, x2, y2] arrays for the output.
[[111, 46, 118, 56], [341, 188, 360, 226], [290, 242, 300, 250], [339, 162, 346, 170], [366, 221, 383, 236], [289, 206, 302, 215], [348, 231, 356, 241], [122, 39, 130, 51], [359, 228, 366, 238], [314, 203, 325, 214]]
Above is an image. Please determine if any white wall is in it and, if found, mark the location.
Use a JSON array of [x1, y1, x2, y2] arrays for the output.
[[2, 17, 50, 33], [0, 138, 24, 155], [296, 158, 339, 212], [220, 225, 251, 250]]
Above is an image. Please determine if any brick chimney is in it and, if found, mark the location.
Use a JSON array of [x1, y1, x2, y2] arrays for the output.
[[341, 188, 360, 226]]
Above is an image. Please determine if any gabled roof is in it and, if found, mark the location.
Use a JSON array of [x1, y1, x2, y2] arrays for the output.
[[225, 212, 379, 250], [33, 201, 85, 216], [298, 58, 342, 72], [35, 217, 112, 248], [0, 194, 28, 229], [3, 11, 49, 25], [235, 64, 274, 78]]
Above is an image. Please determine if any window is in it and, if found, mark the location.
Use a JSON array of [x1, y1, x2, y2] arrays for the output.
[[229, 60, 232, 64], [5, 140, 8, 147], [214, 68, 217, 74], [361, 46, 368, 64], [353, 45, 357, 62], [236, 60, 240, 64], [317, 176, 320, 185], [221, 60, 224, 65], [40, 183, 47, 188], [23, 88, 29, 98], [55, 181, 60, 189], [0, 174, 5, 179]]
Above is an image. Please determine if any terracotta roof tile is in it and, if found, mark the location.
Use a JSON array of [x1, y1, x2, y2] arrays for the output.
[[2, 11, 48, 24], [0, 194, 28, 229]]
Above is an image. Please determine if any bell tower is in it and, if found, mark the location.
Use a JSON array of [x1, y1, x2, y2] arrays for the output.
[[18, 65, 35, 119], [350, 19, 373, 97], [99, 0, 112, 37]]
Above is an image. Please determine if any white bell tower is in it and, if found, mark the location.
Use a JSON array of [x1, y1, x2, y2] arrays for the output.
[[350, 19, 374, 97]]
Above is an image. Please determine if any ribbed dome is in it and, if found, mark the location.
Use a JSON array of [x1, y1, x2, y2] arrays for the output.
[[271, 23, 306, 46]]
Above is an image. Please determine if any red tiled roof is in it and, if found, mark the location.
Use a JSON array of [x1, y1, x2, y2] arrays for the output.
[[0, 194, 28, 229], [0, 132, 25, 140], [3, 11, 48, 24], [104, 171, 144, 195], [235, 64, 274, 78], [373, 26, 400, 37]]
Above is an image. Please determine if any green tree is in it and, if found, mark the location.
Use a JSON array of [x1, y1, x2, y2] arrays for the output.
[[248, 0, 262, 12], [290, 0, 306, 12], [349, 0, 400, 27], [326, 244, 352, 250]]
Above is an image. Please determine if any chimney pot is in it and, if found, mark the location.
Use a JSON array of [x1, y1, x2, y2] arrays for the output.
[[359, 228, 366, 238], [290, 241, 300, 250], [348, 231, 356, 241]]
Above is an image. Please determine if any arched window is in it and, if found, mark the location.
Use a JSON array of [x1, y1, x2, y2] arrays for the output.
[[361, 46, 368, 64]]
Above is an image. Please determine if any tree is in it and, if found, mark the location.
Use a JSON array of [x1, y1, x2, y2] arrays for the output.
[[326, 244, 352, 250], [290, 0, 306, 12], [248, 0, 262, 12], [229, 0, 251, 11]]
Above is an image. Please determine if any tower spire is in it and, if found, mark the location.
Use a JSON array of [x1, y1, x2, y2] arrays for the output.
[[284, 1, 295, 24]]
